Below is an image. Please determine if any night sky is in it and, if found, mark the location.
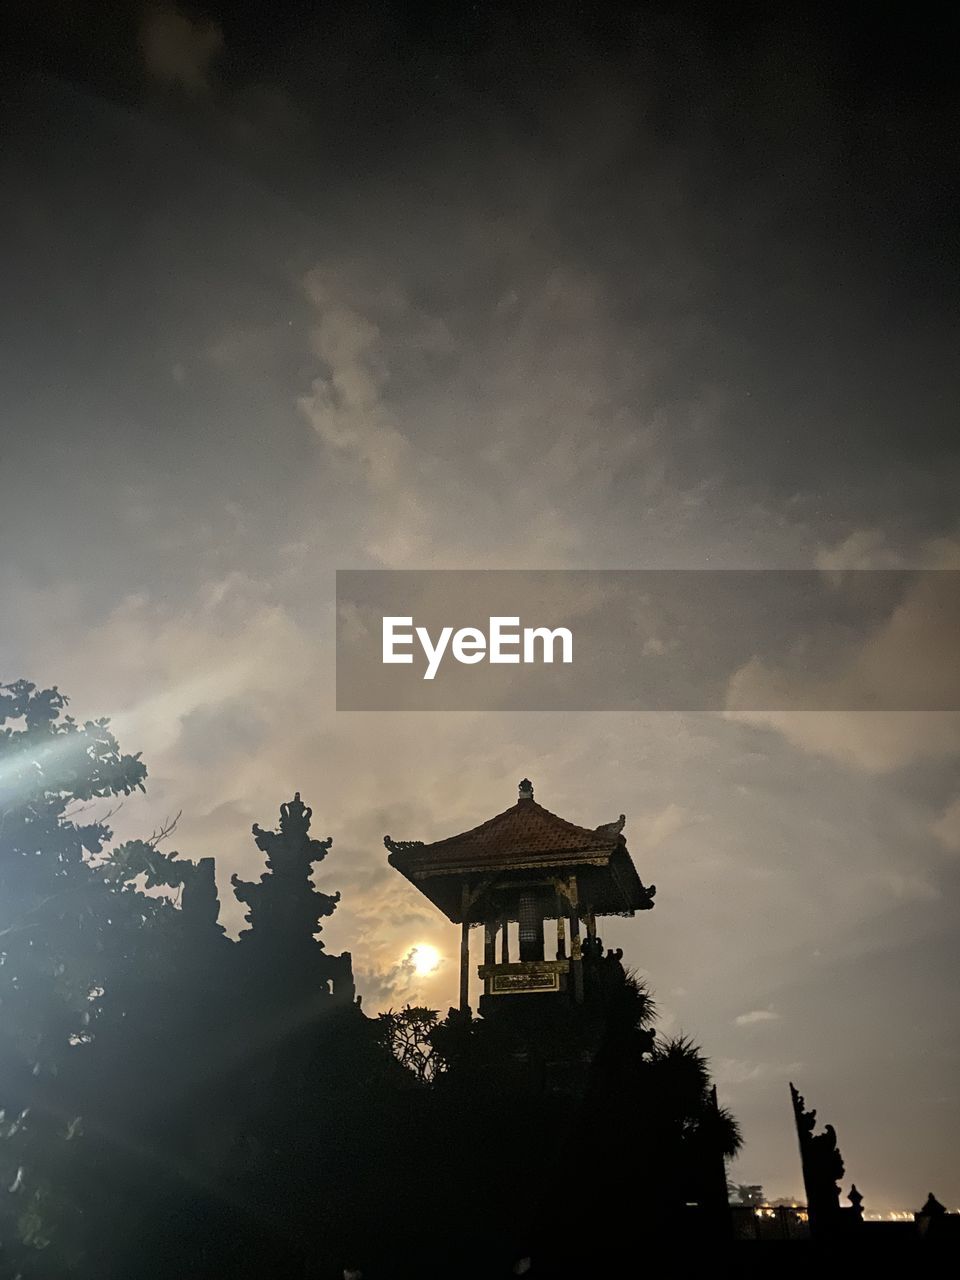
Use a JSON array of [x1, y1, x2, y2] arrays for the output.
[[2, 1, 959, 1211]]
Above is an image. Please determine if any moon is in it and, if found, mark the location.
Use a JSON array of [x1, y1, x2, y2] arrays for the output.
[[410, 944, 441, 976]]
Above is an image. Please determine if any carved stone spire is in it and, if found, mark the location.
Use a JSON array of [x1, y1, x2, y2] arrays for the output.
[[847, 1184, 864, 1220], [231, 792, 338, 951], [789, 1082, 845, 1238]]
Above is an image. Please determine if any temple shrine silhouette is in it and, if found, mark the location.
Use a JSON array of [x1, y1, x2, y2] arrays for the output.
[[385, 777, 656, 1015], [384, 778, 960, 1261]]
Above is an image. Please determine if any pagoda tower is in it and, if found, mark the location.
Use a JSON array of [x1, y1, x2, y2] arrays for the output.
[[385, 779, 655, 1014]]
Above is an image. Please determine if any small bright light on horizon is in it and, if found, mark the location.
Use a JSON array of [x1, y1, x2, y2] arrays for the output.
[[410, 944, 441, 976]]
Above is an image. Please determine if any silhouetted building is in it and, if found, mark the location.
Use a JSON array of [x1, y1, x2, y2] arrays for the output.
[[788, 1083, 875, 1244], [385, 778, 656, 1014]]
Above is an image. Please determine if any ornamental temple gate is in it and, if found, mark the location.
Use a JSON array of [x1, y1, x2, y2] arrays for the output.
[[385, 778, 656, 1014]]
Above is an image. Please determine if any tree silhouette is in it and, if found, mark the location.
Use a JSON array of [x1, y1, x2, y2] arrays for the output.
[[0, 678, 747, 1278], [378, 1005, 443, 1082], [392, 968, 742, 1274], [0, 680, 211, 1275]]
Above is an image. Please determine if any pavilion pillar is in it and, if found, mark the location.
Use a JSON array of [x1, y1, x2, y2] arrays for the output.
[[484, 921, 496, 966], [518, 892, 544, 961], [586, 909, 597, 942], [459, 920, 470, 1012], [556, 913, 567, 960], [567, 875, 584, 1004], [459, 885, 471, 1014], [500, 914, 510, 963]]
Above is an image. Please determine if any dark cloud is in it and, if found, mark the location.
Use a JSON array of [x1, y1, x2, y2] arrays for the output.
[[140, 5, 223, 94]]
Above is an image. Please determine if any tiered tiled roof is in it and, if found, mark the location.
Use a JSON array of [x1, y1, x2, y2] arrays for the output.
[[385, 780, 655, 920]]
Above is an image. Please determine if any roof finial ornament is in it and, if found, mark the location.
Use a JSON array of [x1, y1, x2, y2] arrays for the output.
[[518, 778, 534, 802]]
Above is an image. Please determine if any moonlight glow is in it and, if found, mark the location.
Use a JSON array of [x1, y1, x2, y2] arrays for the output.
[[410, 945, 440, 976]]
